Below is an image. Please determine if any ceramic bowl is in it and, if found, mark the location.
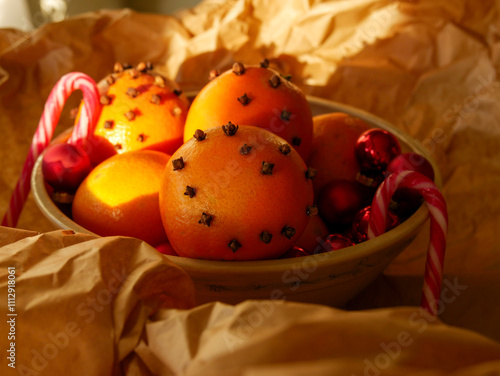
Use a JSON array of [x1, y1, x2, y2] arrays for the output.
[[32, 95, 440, 307]]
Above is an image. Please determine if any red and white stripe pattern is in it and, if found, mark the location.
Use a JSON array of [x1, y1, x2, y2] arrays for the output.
[[2, 72, 101, 227], [368, 170, 448, 316]]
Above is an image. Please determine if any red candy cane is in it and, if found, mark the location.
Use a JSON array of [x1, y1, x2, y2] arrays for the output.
[[2, 72, 101, 227], [368, 170, 448, 316]]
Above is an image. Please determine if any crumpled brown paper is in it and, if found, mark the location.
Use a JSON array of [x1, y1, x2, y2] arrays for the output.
[[1, 0, 500, 374], [133, 301, 500, 376], [0, 227, 195, 374]]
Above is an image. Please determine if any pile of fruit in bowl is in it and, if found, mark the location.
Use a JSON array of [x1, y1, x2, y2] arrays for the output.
[[7, 60, 447, 308]]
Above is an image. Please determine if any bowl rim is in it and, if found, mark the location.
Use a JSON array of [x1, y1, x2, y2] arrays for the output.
[[31, 94, 441, 272]]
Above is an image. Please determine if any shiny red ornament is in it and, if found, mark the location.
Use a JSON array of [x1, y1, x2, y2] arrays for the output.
[[351, 206, 400, 243], [318, 179, 374, 226], [356, 128, 401, 176], [280, 246, 309, 258], [42, 143, 92, 192], [325, 233, 355, 251], [156, 242, 178, 256], [387, 152, 434, 181]]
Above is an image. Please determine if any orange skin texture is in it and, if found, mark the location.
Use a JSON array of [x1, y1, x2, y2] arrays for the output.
[[307, 112, 371, 196], [72, 150, 170, 247], [183, 66, 313, 160], [161, 125, 315, 261], [295, 214, 329, 254], [85, 69, 189, 165]]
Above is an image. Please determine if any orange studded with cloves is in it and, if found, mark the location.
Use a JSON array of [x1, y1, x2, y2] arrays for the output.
[[80, 62, 190, 165], [183, 62, 314, 161], [160, 124, 316, 261]]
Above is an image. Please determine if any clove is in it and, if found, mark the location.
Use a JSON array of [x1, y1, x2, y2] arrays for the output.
[[237, 93, 251, 106], [281, 226, 296, 239], [269, 74, 281, 88], [228, 239, 241, 253], [305, 167, 317, 180], [184, 186, 196, 198], [104, 120, 114, 129], [281, 110, 291, 122], [125, 110, 136, 120], [232, 62, 245, 75], [261, 162, 274, 175], [136, 61, 148, 72], [113, 62, 124, 73], [279, 144, 291, 155], [154, 75, 166, 87], [222, 121, 238, 136], [126, 87, 139, 98], [240, 144, 252, 155], [150, 94, 161, 105], [172, 157, 184, 171], [100, 95, 112, 105], [106, 75, 116, 85], [127, 68, 139, 79], [306, 205, 318, 216], [193, 129, 206, 141], [209, 69, 220, 80], [199, 212, 213, 227], [260, 231, 273, 244]]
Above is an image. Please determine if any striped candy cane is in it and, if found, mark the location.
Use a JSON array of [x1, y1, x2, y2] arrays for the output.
[[368, 170, 448, 316], [2, 72, 101, 227]]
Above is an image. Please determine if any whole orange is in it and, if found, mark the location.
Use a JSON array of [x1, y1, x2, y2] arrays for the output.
[[72, 150, 170, 246], [160, 124, 316, 261], [83, 62, 189, 165], [183, 62, 313, 160], [307, 112, 371, 196]]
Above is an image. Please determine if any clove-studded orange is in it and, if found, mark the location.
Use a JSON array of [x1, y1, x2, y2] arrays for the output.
[[183, 61, 314, 160], [82, 62, 190, 165], [160, 124, 316, 261]]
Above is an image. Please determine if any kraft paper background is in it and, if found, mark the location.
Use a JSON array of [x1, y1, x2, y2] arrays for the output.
[[1, 0, 500, 374]]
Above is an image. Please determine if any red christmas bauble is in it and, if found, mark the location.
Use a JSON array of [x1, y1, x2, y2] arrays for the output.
[[351, 206, 400, 243], [318, 179, 374, 226], [325, 233, 355, 251], [387, 152, 434, 181], [42, 143, 92, 192], [356, 128, 401, 175], [156, 242, 178, 256], [280, 246, 309, 258]]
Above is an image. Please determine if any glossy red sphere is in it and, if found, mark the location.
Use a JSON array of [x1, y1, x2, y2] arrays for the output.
[[356, 128, 401, 175], [324, 233, 355, 251], [387, 152, 434, 181], [318, 179, 374, 226], [42, 143, 92, 192], [280, 246, 309, 258], [351, 206, 400, 243], [156, 242, 178, 256]]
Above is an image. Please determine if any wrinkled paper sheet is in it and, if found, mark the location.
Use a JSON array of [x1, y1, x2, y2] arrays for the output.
[[1, 0, 500, 374]]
